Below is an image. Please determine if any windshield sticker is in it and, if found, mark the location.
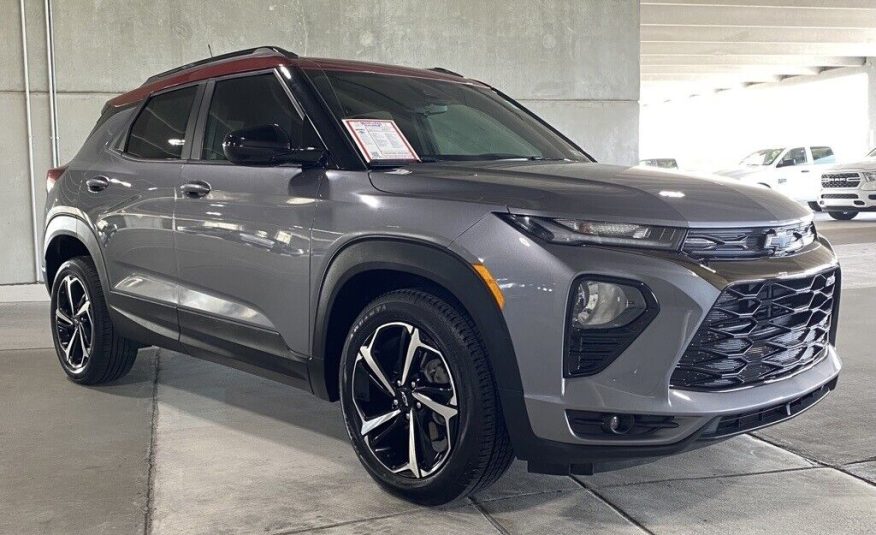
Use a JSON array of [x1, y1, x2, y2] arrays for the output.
[[342, 119, 420, 162]]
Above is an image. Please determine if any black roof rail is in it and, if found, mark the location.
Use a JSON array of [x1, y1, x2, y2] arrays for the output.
[[428, 67, 464, 78], [144, 46, 298, 84]]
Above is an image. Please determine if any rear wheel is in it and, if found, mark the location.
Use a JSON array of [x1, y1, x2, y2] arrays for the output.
[[828, 211, 858, 220], [339, 289, 513, 505], [50, 257, 139, 384]]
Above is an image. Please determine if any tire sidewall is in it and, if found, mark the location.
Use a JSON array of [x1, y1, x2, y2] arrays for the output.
[[339, 294, 487, 502], [50, 258, 108, 382]]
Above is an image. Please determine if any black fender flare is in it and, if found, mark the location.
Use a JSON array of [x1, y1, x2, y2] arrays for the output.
[[308, 237, 534, 455], [43, 212, 111, 292]]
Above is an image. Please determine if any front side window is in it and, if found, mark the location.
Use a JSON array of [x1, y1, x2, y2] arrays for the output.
[[201, 74, 306, 161], [784, 147, 808, 166], [126, 86, 197, 159], [308, 70, 588, 163]]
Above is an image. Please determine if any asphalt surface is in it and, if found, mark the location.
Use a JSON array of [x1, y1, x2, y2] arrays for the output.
[[2, 214, 874, 534]]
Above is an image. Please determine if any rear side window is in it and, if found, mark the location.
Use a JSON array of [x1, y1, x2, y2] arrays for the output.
[[126, 86, 197, 159], [811, 146, 835, 163], [201, 74, 305, 161]]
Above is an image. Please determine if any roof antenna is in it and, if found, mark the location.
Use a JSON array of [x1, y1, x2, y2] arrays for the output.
[[207, 44, 214, 58]]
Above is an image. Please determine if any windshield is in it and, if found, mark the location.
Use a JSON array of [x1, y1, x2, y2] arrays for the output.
[[740, 148, 784, 166], [307, 69, 589, 163]]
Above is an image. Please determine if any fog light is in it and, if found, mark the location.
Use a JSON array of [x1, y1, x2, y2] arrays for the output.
[[572, 280, 647, 329], [602, 414, 634, 435]]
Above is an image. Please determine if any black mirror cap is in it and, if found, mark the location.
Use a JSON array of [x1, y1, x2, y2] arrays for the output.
[[777, 158, 796, 168], [223, 124, 327, 167]]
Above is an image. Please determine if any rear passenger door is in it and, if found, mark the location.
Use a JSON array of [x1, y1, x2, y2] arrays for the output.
[[80, 83, 202, 349], [174, 71, 322, 380]]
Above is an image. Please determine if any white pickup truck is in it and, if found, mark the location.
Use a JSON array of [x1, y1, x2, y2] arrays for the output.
[[817, 148, 876, 220], [716, 146, 836, 209]]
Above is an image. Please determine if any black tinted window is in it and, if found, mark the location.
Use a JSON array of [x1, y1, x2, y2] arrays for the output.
[[126, 86, 197, 159], [202, 74, 305, 161]]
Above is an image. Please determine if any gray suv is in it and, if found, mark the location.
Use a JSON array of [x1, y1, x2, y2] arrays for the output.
[[43, 47, 841, 505]]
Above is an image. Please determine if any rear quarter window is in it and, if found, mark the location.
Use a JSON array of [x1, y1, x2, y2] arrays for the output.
[[125, 86, 197, 159]]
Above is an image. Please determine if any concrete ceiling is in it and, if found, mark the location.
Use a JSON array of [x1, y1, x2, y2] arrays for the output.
[[641, 0, 876, 102]]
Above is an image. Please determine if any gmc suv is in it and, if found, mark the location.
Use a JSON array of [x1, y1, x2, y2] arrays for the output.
[[43, 47, 841, 505]]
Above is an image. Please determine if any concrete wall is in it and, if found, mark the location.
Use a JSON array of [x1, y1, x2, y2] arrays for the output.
[[3, 0, 640, 284]]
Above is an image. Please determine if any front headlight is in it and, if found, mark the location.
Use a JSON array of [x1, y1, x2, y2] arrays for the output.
[[572, 280, 646, 329], [565, 278, 658, 377], [862, 171, 876, 183], [502, 214, 686, 250]]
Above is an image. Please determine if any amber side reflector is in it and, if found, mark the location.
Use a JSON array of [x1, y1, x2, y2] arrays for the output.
[[472, 263, 505, 310]]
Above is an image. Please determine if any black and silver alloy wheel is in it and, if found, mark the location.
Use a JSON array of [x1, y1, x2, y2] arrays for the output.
[[352, 322, 459, 479], [341, 289, 514, 505], [50, 257, 139, 384], [54, 274, 94, 373]]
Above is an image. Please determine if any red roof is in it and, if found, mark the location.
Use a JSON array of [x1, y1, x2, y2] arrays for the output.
[[107, 51, 482, 108]]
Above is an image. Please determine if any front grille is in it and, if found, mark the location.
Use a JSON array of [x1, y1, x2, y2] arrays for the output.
[[671, 269, 837, 391], [821, 193, 858, 200], [700, 378, 836, 439], [682, 222, 815, 260], [821, 172, 860, 188]]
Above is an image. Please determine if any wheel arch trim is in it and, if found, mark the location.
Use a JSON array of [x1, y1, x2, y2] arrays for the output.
[[309, 237, 526, 407], [43, 211, 110, 293]]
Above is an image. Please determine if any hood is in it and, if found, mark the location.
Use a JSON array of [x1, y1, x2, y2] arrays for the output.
[[823, 159, 876, 172], [714, 166, 767, 179], [369, 161, 810, 228]]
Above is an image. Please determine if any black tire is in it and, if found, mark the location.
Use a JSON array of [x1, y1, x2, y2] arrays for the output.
[[339, 289, 514, 505], [50, 257, 139, 384], [828, 211, 858, 220]]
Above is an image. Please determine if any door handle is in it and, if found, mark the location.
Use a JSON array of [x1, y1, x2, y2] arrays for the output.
[[85, 176, 110, 192], [180, 181, 212, 198], [801, 170, 811, 173]]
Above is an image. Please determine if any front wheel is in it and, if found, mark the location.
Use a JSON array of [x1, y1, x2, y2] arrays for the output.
[[828, 211, 858, 220], [340, 289, 513, 505]]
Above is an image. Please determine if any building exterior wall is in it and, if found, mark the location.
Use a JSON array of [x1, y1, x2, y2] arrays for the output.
[[2, 0, 640, 284]]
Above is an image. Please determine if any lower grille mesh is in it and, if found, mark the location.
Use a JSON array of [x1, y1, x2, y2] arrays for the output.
[[671, 269, 837, 391]]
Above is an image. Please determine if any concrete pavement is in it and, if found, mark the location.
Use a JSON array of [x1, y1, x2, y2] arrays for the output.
[[2, 217, 875, 534]]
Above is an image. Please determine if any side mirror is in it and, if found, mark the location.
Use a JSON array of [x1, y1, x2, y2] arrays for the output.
[[777, 158, 796, 168], [223, 124, 326, 167]]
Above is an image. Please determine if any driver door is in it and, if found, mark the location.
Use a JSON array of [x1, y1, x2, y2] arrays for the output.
[[173, 71, 322, 383], [775, 147, 811, 201]]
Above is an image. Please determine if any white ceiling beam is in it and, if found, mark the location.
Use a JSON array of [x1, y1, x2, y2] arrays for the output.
[[643, 4, 876, 29], [643, 0, 876, 9], [642, 41, 876, 56], [642, 64, 822, 76], [643, 73, 785, 83], [642, 25, 876, 45], [641, 55, 866, 67]]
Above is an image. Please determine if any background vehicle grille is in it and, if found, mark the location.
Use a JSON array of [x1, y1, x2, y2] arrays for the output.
[[821, 172, 861, 188], [671, 269, 837, 391], [821, 193, 858, 200], [682, 222, 815, 260]]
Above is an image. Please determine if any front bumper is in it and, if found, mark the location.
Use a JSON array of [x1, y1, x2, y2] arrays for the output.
[[818, 189, 876, 211], [451, 215, 841, 469]]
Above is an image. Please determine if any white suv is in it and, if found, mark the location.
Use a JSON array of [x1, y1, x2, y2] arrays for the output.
[[716, 146, 836, 208], [818, 148, 876, 220]]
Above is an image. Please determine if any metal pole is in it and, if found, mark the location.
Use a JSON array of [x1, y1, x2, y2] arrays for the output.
[[45, 0, 60, 167], [20, 0, 41, 282]]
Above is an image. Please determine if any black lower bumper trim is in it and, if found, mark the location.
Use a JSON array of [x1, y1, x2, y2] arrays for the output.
[[699, 377, 837, 440], [515, 376, 838, 476]]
